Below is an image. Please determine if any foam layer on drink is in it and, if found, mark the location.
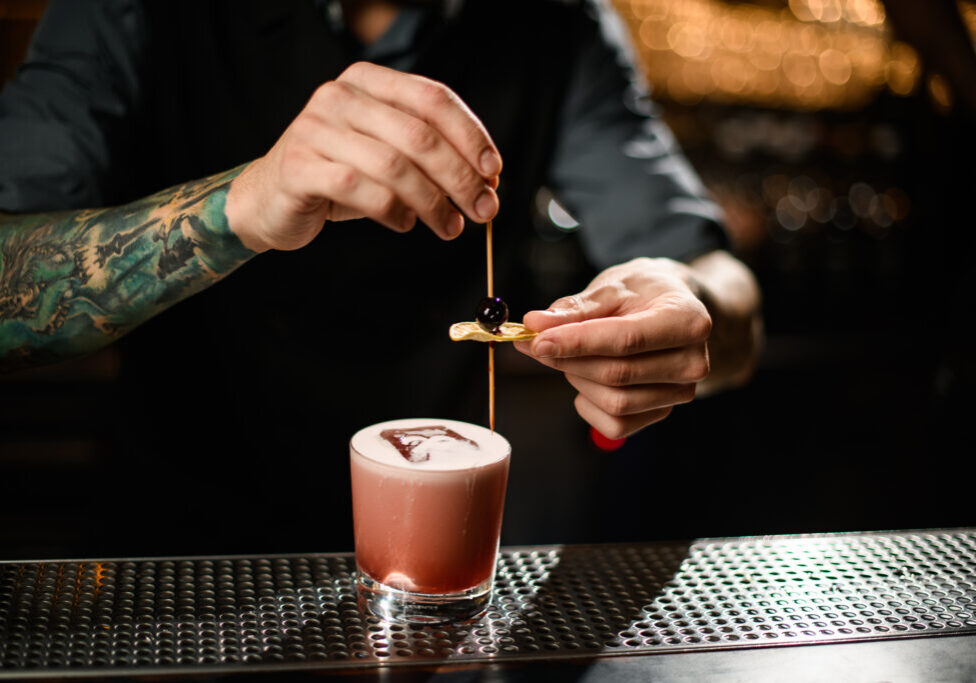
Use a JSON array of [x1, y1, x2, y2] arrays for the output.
[[351, 418, 509, 471]]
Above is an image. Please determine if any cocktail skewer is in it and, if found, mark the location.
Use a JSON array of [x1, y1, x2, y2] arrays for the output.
[[487, 219, 495, 433]]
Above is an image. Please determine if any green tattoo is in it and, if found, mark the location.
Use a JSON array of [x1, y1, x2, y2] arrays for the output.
[[0, 166, 254, 372]]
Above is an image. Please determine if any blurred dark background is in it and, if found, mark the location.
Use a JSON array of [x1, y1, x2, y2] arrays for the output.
[[1, 0, 973, 560]]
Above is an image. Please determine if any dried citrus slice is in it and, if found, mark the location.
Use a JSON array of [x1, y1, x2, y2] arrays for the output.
[[449, 322, 537, 342]]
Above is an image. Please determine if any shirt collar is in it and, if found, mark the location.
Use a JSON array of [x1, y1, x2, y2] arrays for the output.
[[362, 6, 427, 62], [314, 0, 465, 69]]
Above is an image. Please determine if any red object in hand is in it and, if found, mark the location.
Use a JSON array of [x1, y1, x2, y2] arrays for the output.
[[589, 426, 626, 452]]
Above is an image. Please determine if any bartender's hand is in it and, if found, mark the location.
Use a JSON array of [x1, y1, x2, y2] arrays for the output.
[[516, 255, 756, 439], [225, 62, 501, 253]]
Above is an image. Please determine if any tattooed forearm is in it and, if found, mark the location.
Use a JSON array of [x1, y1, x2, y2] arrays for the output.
[[0, 166, 254, 372]]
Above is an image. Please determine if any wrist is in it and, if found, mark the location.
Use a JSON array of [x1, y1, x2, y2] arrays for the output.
[[191, 164, 259, 269], [686, 251, 764, 394], [224, 162, 272, 254]]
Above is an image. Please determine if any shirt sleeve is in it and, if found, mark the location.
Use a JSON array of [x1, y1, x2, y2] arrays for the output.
[[547, 0, 729, 268], [0, 0, 145, 213]]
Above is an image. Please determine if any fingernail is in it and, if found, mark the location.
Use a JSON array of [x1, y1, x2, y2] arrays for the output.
[[533, 340, 555, 358], [475, 191, 495, 221], [446, 211, 463, 238], [480, 149, 501, 176]]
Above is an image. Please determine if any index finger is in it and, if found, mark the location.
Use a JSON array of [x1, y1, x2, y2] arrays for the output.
[[338, 62, 502, 179], [528, 306, 711, 359]]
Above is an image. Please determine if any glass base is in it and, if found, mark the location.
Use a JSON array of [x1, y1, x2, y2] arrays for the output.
[[356, 571, 491, 624]]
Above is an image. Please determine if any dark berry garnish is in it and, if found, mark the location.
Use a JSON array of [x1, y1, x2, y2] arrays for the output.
[[475, 296, 509, 333]]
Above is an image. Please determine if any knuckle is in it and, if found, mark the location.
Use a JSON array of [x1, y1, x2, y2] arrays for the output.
[[417, 78, 451, 107], [602, 360, 632, 387], [420, 188, 444, 216], [683, 351, 710, 382], [378, 148, 407, 177], [287, 114, 315, 140], [342, 61, 370, 79], [330, 166, 359, 195], [375, 188, 398, 217], [692, 311, 713, 341], [278, 146, 306, 176], [573, 392, 589, 418], [313, 80, 347, 107], [619, 327, 646, 355], [600, 420, 628, 440], [404, 119, 438, 154], [604, 389, 632, 417], [590, 284, 620, 305], [311, 83, 332, 104], [450, 157, 480, 195], [549, 295, 579, 313], [562, 335, 583, 357]]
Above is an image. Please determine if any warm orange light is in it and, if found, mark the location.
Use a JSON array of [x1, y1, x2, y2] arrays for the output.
[[614, 0, 927, 111], [926, 73, 954, 112], [819, 49, 852, 85], [885, 41, 920, 96]]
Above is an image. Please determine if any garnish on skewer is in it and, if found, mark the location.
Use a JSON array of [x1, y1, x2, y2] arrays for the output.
[[476, 296, 508, 333], [449, 287, 537, 342], [447, 213, 539, 431], [448, 241, 538, 343], [449, 321, 537, 342]]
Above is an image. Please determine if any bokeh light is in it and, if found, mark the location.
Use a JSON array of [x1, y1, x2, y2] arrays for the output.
[[617, 0, 927, 110]]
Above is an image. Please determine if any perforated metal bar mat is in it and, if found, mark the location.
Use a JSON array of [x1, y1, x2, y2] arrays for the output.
[[1, 529, 975, 678]]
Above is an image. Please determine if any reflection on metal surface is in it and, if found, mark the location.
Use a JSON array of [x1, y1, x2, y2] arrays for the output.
[[0, 530, 974, 677]]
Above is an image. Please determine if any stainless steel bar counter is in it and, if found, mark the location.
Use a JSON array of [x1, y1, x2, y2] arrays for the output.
[[2, 528, 974, 681]]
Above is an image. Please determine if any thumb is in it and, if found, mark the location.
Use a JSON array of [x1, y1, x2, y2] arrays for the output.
[[524, 289, 618, 333]]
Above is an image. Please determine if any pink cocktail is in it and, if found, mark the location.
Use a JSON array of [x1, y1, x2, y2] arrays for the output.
[[350, 418, 510, 623]]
